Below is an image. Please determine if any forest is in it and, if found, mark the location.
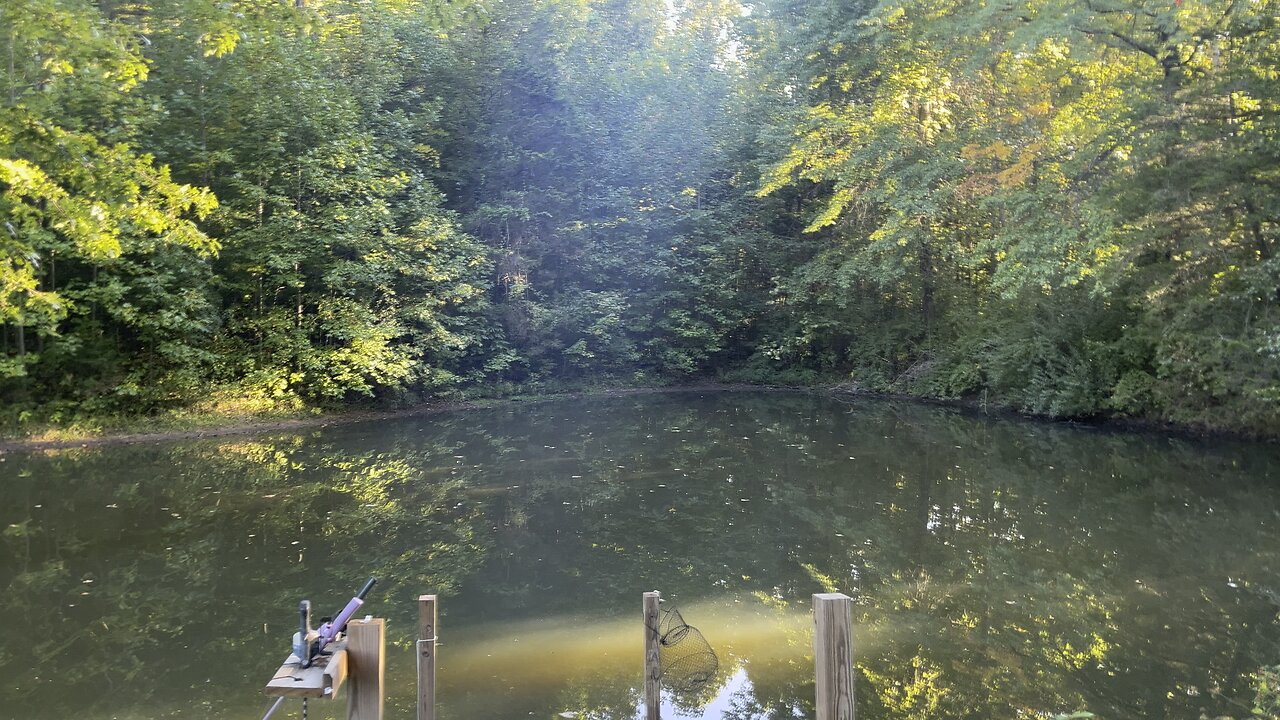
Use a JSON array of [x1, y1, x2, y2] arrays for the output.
[[2, 0, 1278, 435]]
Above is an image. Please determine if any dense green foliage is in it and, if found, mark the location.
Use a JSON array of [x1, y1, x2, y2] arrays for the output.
[[743, 0, 1280, 433], [2, 0, 1278, 433]]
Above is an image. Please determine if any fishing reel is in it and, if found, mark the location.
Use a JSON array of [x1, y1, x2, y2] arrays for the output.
[[265, 577, 378, 720], [291, 600, 322, 669], [290, 577, 377, 669]]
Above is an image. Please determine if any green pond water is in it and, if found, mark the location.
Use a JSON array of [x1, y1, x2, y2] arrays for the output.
[[2, 390, 1279, 720]]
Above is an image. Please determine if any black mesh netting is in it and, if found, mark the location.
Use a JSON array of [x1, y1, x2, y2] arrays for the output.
[[657, 606, 719, 694]]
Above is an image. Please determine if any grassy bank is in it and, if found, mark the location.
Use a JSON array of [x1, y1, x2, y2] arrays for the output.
[[0, 381, 732, 452]]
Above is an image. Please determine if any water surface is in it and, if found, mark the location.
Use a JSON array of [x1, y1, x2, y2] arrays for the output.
[[2, 391, 1278, 719]]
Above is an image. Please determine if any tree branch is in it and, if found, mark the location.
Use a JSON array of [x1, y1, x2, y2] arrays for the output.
[[1075, 26, 1161, 61]]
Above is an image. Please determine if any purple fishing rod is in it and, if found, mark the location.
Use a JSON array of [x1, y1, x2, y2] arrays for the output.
[[264, 577, 379, 720], [317, 576, 377, 652]]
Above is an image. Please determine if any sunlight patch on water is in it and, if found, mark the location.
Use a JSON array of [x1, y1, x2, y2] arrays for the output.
[[443, 596, 813, 690]]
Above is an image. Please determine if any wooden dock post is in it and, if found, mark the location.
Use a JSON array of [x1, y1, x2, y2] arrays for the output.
[[417, 595, 438, 720], [813, 593, 854, 720], [347, 617, 386, 720], [643, 590, 661, 720]]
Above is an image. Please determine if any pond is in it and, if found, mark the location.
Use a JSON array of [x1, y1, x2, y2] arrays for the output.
[[1, 390, 1278, 720]]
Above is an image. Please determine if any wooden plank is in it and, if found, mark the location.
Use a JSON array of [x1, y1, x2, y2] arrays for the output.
[[417, 595, 438, 720], [347, 618, 386, 720], [813, 593, 855, 720], [264, 643, 348, 699], [643, 591, 661, 720], [322, 648, 348, 700]]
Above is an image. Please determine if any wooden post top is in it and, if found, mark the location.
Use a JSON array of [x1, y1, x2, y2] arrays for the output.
[[418, 595, 438, 642], [347, 617, 386, 720], [813, 594, 855, 720], [417, 595, 438, 720], [643, 591, 662, 720]]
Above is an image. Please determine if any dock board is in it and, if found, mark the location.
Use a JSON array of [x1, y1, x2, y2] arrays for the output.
[[264, 642, 348, 699]]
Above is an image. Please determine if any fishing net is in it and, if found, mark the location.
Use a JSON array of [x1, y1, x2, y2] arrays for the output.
[[657, 606, 719, 694]]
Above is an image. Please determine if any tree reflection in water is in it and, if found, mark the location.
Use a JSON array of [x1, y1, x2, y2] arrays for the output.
[[1, 391, 1277, 719]]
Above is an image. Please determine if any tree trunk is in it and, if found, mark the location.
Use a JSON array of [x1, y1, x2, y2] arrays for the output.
[[1243, 198, 1272, 261], [919, 241, 935, 334]]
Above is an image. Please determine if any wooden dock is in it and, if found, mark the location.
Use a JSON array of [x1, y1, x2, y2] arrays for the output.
[[260, 590, 855, 720]]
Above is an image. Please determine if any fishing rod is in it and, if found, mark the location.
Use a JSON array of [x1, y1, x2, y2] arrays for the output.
[[261, 577, 378, 720]]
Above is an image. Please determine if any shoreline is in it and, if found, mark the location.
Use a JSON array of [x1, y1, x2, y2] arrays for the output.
[[820, 385, 1278, 446], [0, 384, 767, 454], [0, 382, 1272, 454], [0, 402, 461, 454]]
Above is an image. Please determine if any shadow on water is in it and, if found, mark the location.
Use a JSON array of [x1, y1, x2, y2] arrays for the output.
[[1, 390, 1278, 719]]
